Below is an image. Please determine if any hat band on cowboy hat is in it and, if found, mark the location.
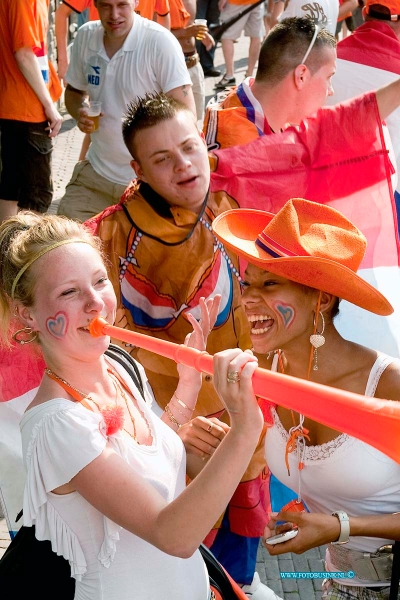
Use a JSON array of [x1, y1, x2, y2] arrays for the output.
[[256, 232, 302, 259], [212, 198, 393, 317]]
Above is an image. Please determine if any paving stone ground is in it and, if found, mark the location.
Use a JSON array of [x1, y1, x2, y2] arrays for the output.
[[0, 518, 10, 560], [0, 34, 328, 598], [48, 108, 84, 215]]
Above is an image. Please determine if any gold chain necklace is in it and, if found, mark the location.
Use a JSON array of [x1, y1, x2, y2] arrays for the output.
[[45, 367, 152, 444], [45, 368, 93, 401]]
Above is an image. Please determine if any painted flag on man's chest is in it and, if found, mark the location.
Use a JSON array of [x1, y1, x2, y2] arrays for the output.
[[210, 91, 400, 357]]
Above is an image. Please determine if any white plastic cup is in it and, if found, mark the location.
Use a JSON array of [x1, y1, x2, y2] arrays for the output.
[[194, 19, 208, 40], [87, 100, 102, 131]]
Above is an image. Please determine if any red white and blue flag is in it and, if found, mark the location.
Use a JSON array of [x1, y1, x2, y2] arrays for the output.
[[330, 21, 400, 208], [34, 40, 49, 84]]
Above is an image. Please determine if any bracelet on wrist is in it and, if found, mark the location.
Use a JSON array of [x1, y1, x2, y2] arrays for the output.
[[171, 393, 194, 416], [170, 399, 191, 419], [331, 511, 350, 545], [173, 393, 193, 412], [164, 403, 182, 431]]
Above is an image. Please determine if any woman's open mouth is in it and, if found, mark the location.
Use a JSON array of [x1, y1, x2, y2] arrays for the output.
[[247, 314, 274, 335]]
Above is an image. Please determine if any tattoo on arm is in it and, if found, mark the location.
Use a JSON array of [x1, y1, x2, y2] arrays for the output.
[[182, 85, 188, 97]]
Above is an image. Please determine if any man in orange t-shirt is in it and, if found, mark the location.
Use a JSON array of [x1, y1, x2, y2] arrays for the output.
[[0, 0, 63, 223]]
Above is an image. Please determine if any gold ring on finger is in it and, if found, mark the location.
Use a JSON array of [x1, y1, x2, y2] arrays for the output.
[[227, 370, 240, 384], [207, 424, 212, 433]]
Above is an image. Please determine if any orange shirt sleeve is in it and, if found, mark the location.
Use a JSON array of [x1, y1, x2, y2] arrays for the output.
[[337, 0, 352, 21], [155, 0, 170, 14], [169, 0, 190, 28], [229, 0, 260, 5], [135, 0, 156, 20], [8, 0, 45, 54], [62, 0, 90, 12], [89, 4, 100, 19]]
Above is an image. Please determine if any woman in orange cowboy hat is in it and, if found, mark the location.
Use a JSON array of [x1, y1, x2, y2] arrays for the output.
[[212, 198, 400, 599]]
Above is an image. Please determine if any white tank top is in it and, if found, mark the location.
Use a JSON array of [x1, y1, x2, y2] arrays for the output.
[[265, 354, 400, 562]]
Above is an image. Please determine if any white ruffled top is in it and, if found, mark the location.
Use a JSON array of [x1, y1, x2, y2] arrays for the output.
[[20, 359, 209, 600]]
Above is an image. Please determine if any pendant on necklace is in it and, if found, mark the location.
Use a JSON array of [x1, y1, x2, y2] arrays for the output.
[[100, 404, 125, 436]]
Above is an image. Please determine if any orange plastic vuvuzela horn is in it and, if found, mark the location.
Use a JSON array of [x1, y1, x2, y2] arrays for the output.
[[90, 317, 400, 463]]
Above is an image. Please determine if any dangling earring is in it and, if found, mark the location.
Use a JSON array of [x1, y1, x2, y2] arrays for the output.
[[310, 312, 325, 371], [12, 327, 38, 345], [13, 306, 19, 317]]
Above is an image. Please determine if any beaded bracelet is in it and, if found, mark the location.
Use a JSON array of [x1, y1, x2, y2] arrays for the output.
[[164, 403, 182, 431]]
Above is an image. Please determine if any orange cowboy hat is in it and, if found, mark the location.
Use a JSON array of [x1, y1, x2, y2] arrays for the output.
[[212, 198, 393, 316]]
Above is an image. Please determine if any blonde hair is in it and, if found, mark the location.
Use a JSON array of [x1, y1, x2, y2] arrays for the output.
[[0, 212, 103, 346]]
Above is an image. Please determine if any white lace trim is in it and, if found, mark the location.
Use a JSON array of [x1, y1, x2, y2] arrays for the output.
[[271, 407, 350, 461]]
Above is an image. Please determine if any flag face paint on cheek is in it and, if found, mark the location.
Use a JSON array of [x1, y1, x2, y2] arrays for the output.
[[272, 302, 295, 329], [46, 311, 68, 339]]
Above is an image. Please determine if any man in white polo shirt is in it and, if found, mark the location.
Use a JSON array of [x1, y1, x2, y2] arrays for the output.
[[57, 0, 195, 221]]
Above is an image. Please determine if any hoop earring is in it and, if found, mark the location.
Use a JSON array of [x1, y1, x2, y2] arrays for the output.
[[12, 327, 38, 345], [310, 312, 325, 371]]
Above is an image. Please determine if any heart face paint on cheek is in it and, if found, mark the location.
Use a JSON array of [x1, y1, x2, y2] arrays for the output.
[[46, 311, 68, 339], [272, 301, 295, 329]]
